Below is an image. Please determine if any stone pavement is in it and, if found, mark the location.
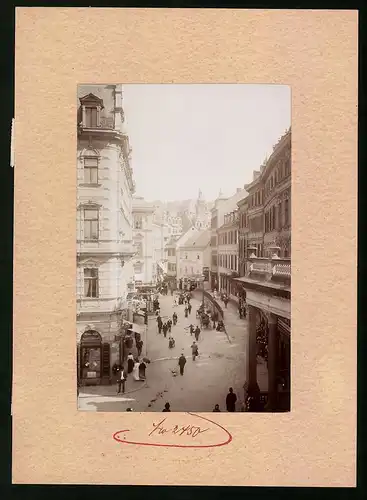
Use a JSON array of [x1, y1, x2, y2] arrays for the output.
[[78, 290, 267, 412]]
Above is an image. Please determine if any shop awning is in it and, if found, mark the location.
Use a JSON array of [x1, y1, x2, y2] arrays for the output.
[[134, 311, 145, 317], [127, 323, 145, 334]]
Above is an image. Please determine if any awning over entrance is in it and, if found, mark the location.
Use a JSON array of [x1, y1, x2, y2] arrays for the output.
[[127, 323, 145, 334]]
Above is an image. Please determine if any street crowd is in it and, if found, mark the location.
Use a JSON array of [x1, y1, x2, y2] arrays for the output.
[[154, 289, 244, 413], [110, 284, 252, 412]]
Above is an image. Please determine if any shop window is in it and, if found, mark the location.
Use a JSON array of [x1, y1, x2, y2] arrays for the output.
[[80, 330, 102, 381], [84, 268, 99, 297], [84, 208, 99, 240]]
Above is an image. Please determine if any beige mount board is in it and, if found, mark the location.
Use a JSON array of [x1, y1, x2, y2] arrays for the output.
[[13, 8, 357, 486]]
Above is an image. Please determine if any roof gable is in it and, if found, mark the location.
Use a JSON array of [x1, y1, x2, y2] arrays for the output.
[[181, 230, 210, 249]]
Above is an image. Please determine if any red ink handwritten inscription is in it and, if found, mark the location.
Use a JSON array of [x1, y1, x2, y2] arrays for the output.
[[113, 412, 232, 449]]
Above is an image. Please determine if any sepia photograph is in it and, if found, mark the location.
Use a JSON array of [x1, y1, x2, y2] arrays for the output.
[[76, 84, 291, 413]]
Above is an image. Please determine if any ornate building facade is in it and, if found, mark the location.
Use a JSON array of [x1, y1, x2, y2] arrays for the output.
[[244, 129, 291, 258], [132, 197, 156, 287], [209, 188, 247, 291], [235, 128, 291, 411], [76, 84, 136, 386], [217, 210, 240, 296]]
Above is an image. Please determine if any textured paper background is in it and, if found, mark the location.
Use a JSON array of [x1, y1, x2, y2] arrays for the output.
[[13, 8, 357, 486]]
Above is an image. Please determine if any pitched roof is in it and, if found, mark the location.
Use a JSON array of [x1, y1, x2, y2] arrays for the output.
[[181, 229, 211, 249], [165, 236, 179, 248]]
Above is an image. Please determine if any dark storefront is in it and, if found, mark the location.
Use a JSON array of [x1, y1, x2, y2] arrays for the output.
[[78, 330, 110, 386]]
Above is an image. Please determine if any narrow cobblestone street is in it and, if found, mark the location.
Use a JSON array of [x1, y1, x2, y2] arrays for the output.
[[78, 291, 259, 412]]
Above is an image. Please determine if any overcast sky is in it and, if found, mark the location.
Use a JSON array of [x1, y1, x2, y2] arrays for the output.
[[123, 84, 290, 202]]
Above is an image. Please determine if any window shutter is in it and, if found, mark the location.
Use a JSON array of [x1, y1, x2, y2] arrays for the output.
[[102, 343, 110, 378]]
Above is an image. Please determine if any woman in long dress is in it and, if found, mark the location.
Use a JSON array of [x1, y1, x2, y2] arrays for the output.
[[127, 353, 134, 374], [133, 361, 141, 381]]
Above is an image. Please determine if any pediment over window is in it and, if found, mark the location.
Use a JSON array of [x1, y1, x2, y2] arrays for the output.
[[79, 148, 100, 158], [79, 258, 100, 267], [77, 201, 102, 210], [79, 93, 104, 109]]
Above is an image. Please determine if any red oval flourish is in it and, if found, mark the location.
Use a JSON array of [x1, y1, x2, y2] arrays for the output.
[[113, 412, 233, 449]]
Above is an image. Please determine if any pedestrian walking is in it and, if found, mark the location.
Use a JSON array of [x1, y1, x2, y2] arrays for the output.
[[184, 307, 188, 318], [163, 402, 171, 412], [172, 312, 178, 325], [188, 303, 192, 315], [226, 387, 237, 412], [189, 324, 195, 336], [136, 339, 143, 357], [178, 353, 187, 375], [194, 326, 201, 342], [191, 341, 199, 361], [167, 319, 172, 333], [213, 404, 221, 412], [133, 360, 142, 381], [163, 323, 168, 338], [117, 367, 127, 394], [127, 352, 134, 374], [211, 312, 217, 329], [223, 296, 229, 308], [139, 360, 146, 379]]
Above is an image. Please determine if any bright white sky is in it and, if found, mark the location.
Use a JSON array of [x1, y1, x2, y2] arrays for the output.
[[123, 84, 290, 202]]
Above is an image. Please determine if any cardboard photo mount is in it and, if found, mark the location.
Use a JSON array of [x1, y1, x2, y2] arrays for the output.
[[13, 8, 357, 486]]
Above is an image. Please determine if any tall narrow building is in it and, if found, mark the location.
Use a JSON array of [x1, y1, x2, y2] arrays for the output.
[[76, 84, 136, 386]]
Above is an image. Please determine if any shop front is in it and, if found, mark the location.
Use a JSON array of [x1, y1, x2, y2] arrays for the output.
[[78, 329, 111, 386]]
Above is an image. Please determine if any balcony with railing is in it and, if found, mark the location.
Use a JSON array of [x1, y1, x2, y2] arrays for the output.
[[243, 245, 291, 286]]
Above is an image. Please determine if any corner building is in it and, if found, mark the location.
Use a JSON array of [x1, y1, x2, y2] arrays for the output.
[[235, 128, 291, 411], [76, 84, 136, 386]]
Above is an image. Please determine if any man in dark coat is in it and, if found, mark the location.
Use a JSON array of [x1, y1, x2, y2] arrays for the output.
[[157, 315, 163, 334], [195, 326, 201, 341], [172, 312, 178, 325], [226, 387, 237, 412], [178, 353, 187, 376], [162, 323, 168, 338]]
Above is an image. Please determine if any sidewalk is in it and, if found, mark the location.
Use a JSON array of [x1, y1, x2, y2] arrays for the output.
[[195, 290, 268, 392]]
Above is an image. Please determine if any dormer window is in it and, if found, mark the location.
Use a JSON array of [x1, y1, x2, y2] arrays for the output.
[[79, 93, 104, 129]]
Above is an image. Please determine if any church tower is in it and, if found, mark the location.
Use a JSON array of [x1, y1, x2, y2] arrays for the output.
[[195, 188, 209, 229]]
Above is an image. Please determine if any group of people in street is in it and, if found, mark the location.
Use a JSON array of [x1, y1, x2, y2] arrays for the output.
[[188, 323, 201, 341], [113, 352, 148, 394], [162, 387, 240, 413]]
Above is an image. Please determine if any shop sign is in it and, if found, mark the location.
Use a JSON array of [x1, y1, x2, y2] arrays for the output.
[[203, 267, 209, 281]]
